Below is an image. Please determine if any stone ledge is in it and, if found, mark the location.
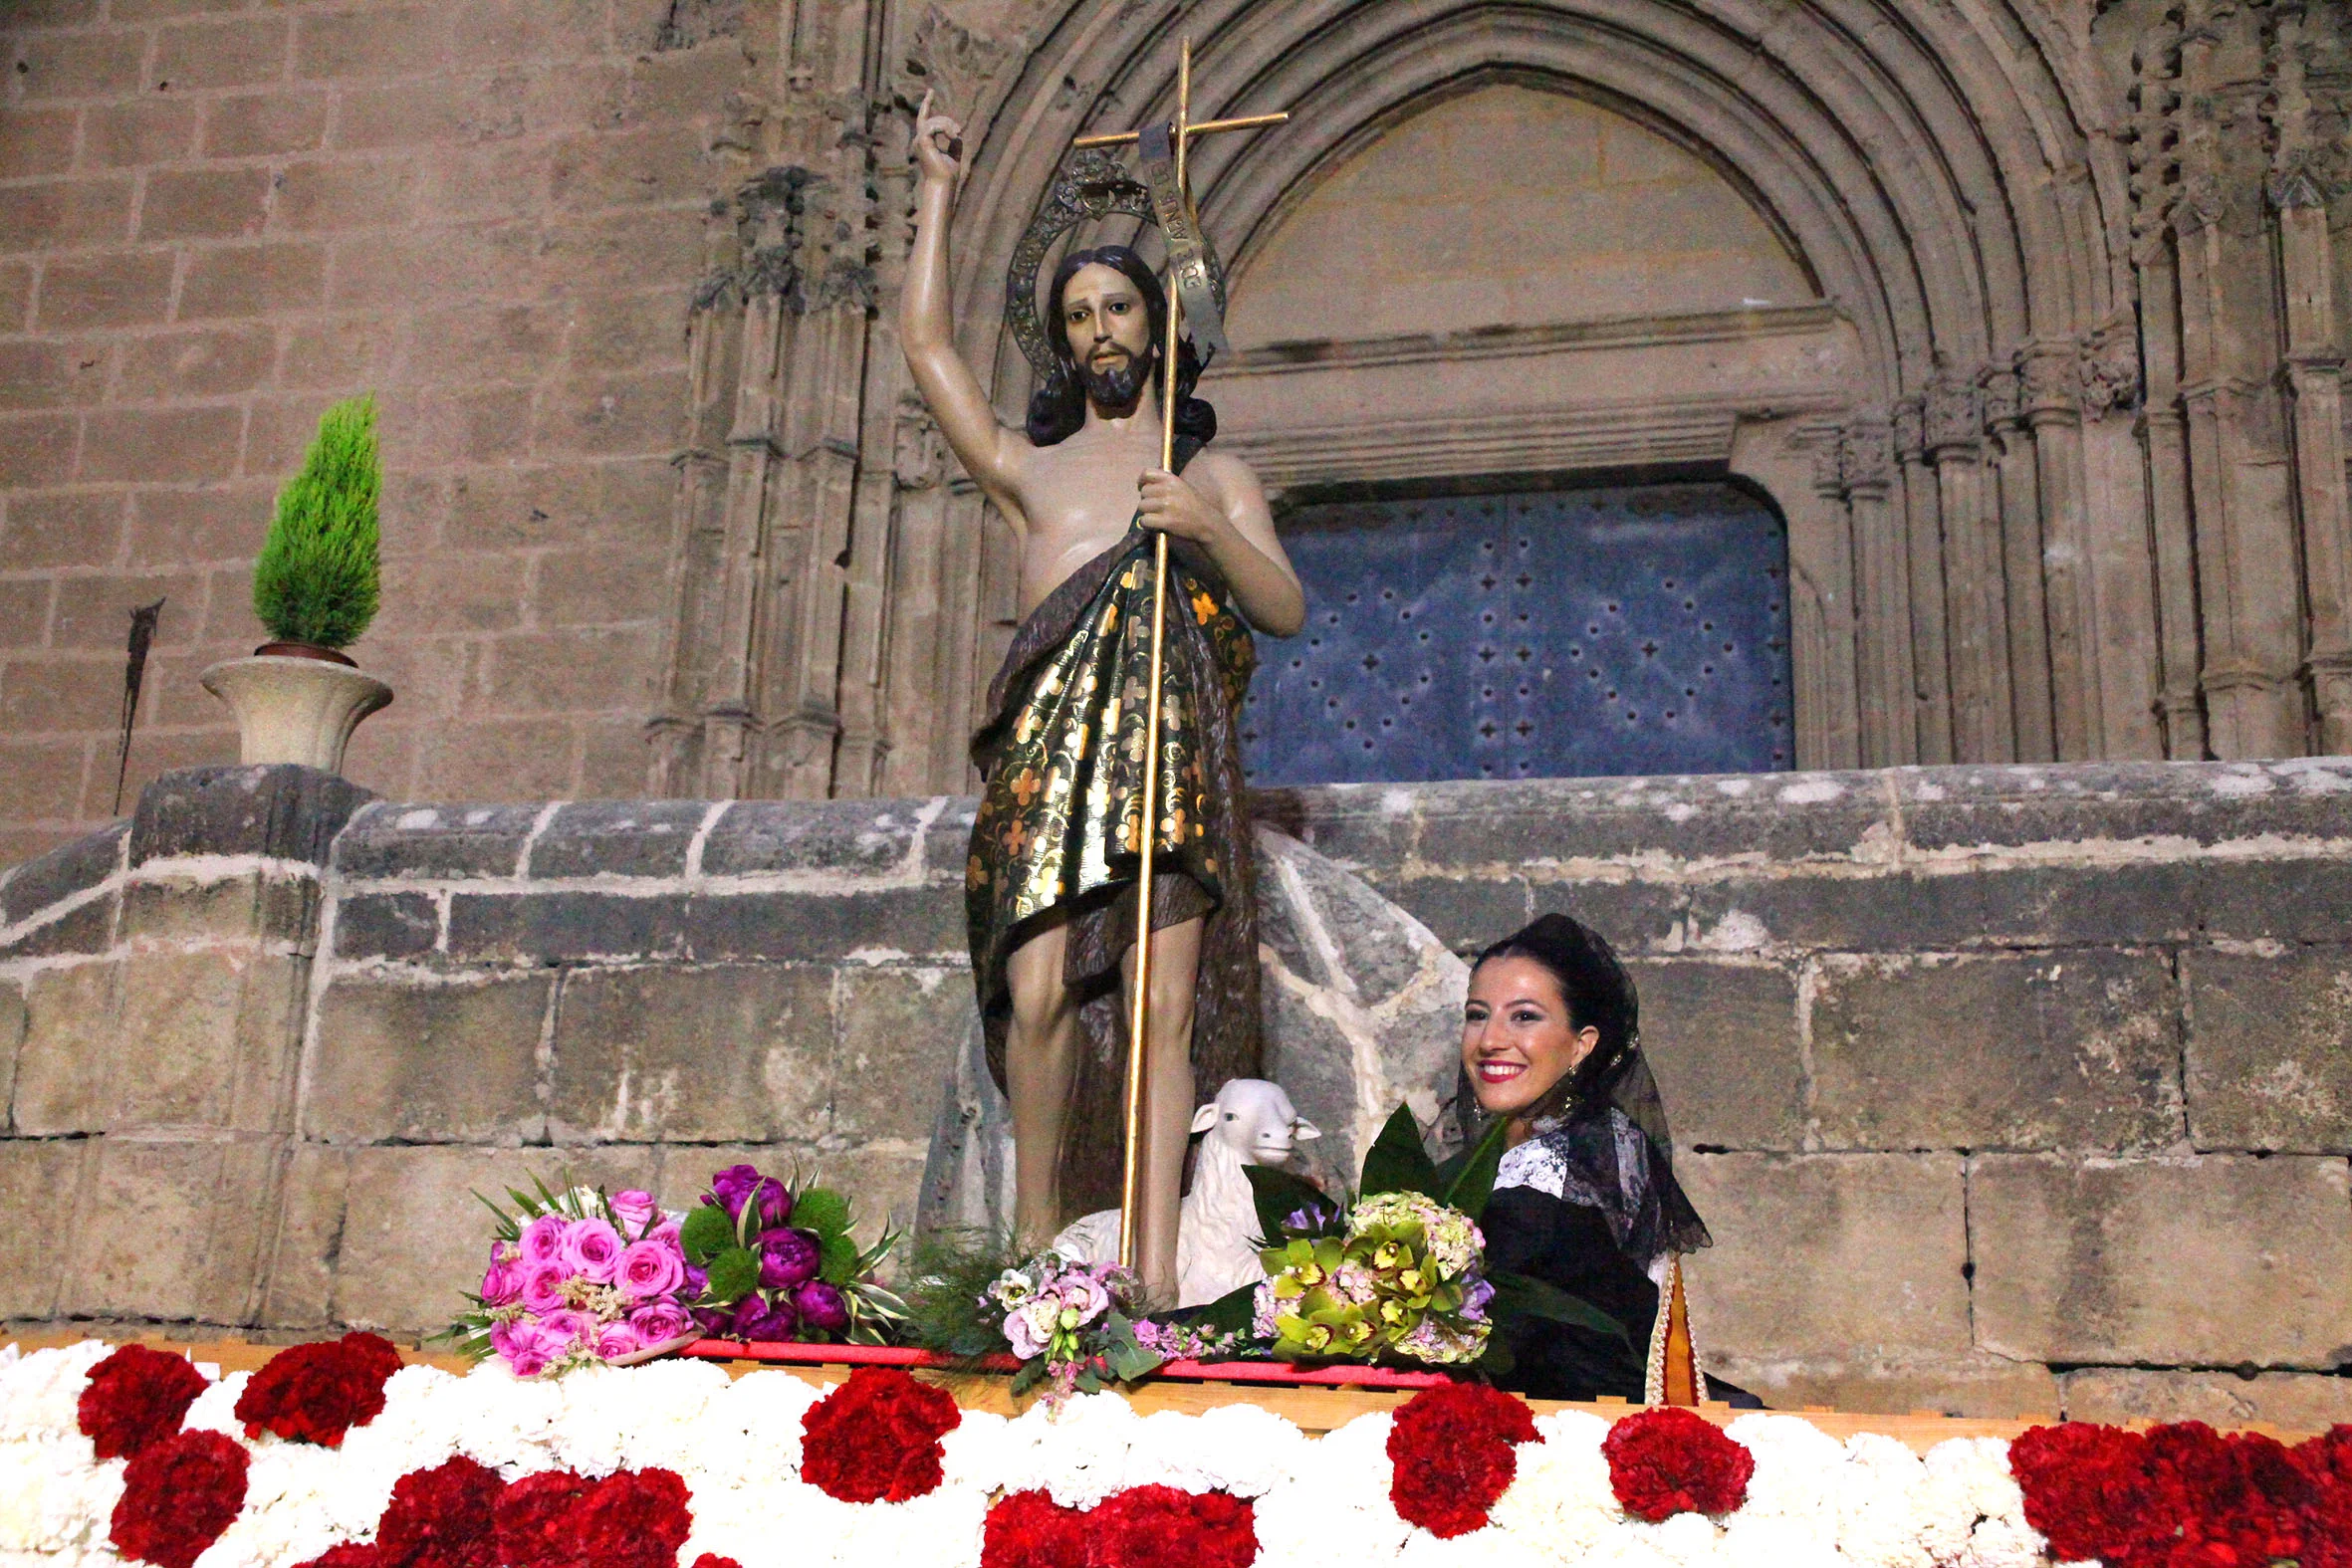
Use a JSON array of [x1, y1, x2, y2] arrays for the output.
[[130, 765, 373, 869], [0, 819, 125, 930]]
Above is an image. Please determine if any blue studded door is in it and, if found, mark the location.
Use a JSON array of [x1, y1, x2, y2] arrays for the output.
[[1241, 481, 1792, 785]]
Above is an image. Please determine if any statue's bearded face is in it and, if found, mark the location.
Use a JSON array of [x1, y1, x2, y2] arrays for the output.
[[1060, 262, 1153, 411]]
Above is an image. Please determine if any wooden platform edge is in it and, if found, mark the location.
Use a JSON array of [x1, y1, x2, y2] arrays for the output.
[[5, 1333, 2316, 1451]]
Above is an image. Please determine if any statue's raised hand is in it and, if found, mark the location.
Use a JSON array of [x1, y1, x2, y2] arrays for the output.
[[912, 92, 964, 185]]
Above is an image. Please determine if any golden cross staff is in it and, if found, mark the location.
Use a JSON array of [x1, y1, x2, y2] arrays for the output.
[[1069, 41, 1284, 1271]]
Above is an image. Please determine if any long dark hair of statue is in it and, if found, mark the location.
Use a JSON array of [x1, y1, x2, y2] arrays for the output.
[[1027, 245, 1217, 449]]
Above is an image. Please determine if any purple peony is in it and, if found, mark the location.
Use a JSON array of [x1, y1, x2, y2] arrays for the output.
[[561, 1219, 624, 1283], [630, 1301, 694, 1344], [616, 1238, 685, 1303], [708, 1164, 761, 1218], [758, 1229, 821, 1290], [691, 1305, 733, 1337], [727, 1293, 796, 1343], [793, 1281, 848, 1334], [608, 1189, 660, 1232]]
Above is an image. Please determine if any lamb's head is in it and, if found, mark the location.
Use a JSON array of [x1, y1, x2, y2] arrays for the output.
[[1189, 1078, 1320, 1168]]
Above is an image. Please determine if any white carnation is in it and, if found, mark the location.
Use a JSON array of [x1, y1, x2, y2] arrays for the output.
[[0, 1438, 121, 1553], [1489, 1411, 1619, 1561], [179, 1374, 249, 1440], [440, 1362, 565, 1477], [1397, 1521, 1555, 1568], [0, 1346, 114, 1443], [1252, 1476, 1409, 1568], [937, 1412, 1013, 1494], [1960, 1516, 2048, 1568], [1833, 1432, 1935, 1568], [1120, 1405, 1305, 1497], [684, 1370, 825, 1489], [612, 1360, 729, 1475], [998, 1392, 1138, 1509]]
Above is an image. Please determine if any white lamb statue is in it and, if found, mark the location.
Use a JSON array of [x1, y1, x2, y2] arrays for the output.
[[1052, 1078, 1321, 1307]]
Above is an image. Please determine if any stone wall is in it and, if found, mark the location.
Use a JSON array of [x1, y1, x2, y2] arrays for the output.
[[0, 0, 736, 864], [4, 759, 2352, 1428]]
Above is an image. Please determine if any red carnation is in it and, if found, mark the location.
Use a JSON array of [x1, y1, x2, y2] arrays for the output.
[[1601, 1406, 1753, 1522], [376, 1456, 506, 1568], [109, 1428, 250, 1568], [1386, 1381, 1541, 1538], [982, 1491, 1089, 1568], [493, 1470, 591, 1568], [235, 1332, 405, 1447], [295, 1547, 384, 1568], [79, 1344, 210, 1460], [1089, 1485, 1257, 1568], [574, 1468, 692, 1568], [2295, 1426, 2352, 1568], [800, 1367, 964, 1503], [2010, 1423, 2175, 1564], [688, 1559, 743, 1568]]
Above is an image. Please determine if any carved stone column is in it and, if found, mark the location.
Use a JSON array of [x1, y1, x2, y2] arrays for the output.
[[2271, 7, 2352, 752], [1892, 395, 1954, 763], [1927, 374, 2014, 762], [1840, 419, 1915, 766], [2019, 339, 2096, 760], [2176, 0, 2308, 759], [2124, 6, 2207, 761], [879, 393, 952, 796], [1984, 364, 2054, 761]]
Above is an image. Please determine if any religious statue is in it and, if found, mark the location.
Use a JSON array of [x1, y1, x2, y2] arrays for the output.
[[900, 79, 1304, 1306]]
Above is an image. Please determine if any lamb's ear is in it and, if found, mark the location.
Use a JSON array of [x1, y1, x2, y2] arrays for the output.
[[1293, 1117, 1322, 1141], [1190, 1103, 1220, 1134]]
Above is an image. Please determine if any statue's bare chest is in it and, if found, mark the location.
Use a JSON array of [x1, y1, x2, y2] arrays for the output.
[[1010, 432, 1170, 612]]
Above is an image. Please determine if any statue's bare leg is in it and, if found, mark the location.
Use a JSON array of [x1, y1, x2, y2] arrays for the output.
[[1121, 913, 1202, 1308], [1004, 920, 1080, 1251]]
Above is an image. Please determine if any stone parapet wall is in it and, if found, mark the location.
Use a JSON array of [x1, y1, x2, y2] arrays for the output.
[[4, 760, 2350, 1427]]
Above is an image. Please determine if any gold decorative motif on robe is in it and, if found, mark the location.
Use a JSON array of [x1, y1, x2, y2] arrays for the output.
[[967, 520, 1263, 1220]]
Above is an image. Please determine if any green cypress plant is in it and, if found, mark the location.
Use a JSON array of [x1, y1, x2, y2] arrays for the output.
[[252, 394, 381, 650]]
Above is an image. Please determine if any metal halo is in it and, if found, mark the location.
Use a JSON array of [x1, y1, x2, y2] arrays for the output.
[[1003, 143, 1230, 389]]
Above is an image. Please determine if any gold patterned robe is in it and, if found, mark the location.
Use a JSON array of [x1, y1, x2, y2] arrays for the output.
[[967, 516, 1264, 1220]]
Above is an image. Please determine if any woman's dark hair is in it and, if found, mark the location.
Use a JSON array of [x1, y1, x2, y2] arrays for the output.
[[1472, 912, 1638, 1123], [1026, 245, 1217, 449]]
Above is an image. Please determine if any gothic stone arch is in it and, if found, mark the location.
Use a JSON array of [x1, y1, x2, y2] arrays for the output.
[[646, 0, 2352, 795]]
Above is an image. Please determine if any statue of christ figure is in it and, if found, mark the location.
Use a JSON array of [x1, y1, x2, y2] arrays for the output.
[[901, 96, 1305, 1305]]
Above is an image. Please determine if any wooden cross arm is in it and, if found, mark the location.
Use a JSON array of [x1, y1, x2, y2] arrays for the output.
[[1071, 111, 1289, 148]]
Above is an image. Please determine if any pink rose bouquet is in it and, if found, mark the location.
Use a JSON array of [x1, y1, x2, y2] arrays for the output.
[[445, 1177, 705, 1379]]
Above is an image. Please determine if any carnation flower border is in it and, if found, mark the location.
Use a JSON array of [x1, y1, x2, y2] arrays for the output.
[[7, 1332, 2344, 1568]]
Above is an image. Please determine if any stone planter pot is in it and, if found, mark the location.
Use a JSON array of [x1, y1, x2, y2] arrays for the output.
[[200, 652, 393, 775]]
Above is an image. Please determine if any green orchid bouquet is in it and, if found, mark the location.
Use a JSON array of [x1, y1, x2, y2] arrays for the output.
[[1196, 1102, 1633, 1375]]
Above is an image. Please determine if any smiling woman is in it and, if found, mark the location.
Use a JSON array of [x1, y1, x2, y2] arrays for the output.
[[1457, 914, 1756, 1406]]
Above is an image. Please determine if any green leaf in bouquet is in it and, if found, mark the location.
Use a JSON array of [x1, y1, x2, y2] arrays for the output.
[[793, 1186, 852, 1238], [1100, 1315, 1165, 1384], [1488, 1269, 1634, 1351], [1441, 1114, 1511, 1221], [705, 1244, 761, 1303], [1009, 1357, 1046, 1397], [1359, 1102, 1440, 1198], [1243, 1162, 1336, 1248], [818, 1232, 859, 1285], [680, 1203, 734, 1265]]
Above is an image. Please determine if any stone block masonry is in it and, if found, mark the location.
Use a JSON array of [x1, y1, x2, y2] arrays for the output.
[[3, 758, 2351, 1428], [0, 0, 748, 865]]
